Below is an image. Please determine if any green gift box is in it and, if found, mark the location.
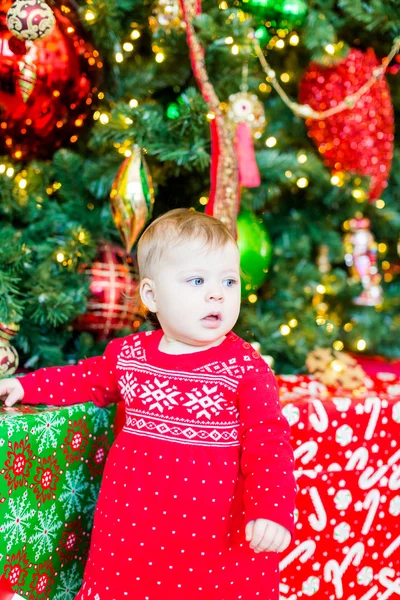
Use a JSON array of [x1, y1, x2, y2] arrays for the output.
[[0, 402, 116, 599]]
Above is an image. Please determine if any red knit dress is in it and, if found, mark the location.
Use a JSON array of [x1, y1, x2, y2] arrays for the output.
[[21, 329, 296, 600]]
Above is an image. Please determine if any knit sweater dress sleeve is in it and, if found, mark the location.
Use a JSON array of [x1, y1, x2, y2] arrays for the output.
[[19, 337, 122, 407], [238, 357, 296, 536]]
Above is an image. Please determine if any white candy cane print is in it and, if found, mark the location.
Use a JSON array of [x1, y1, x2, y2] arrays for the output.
[[324, 543, 365, 599], [364, 396, 381, 440], [308, 486, 327, 532], [361, 489, 381, 535], [294, 441, 319, 464], [388, 465, 400, 491], [359, 449, 400, 490], [358, 586, 379, 600], [345, 447, 369, 471], [324, 561, 344, 598], [383, 535, 400, 558], [378, 568, 400, 599], [309, 400, 329, 433], [307, 380, 327, 397], [278, 582, 297, 600], [279, 540, 316, 572]]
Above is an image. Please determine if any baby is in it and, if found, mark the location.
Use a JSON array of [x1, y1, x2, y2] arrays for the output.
[[0, 208, 296, 599]]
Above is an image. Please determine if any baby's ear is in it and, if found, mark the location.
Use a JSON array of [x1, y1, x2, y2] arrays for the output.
[[139, 278, 157, 313]]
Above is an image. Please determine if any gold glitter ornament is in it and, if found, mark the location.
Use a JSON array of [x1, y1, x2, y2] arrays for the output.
[[110, 148, 155, 254], [149, 0, 185, 34], [7, 0, 55, 41]]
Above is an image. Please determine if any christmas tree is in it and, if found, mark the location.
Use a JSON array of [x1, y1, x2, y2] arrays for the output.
[[1, 0, 399, 374]]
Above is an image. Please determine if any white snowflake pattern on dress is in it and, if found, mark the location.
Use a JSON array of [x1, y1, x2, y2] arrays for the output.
[[139, 378, 180, 412], [184, 384, 236, 420]]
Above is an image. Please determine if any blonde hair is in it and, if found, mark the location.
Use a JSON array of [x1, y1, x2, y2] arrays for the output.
[[137, 208, 237, 279]]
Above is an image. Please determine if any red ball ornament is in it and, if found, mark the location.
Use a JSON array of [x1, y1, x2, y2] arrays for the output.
[[0, 0, 102, 160], [75, 243, 141, 340], [7, 0, 56, 41], [299, 48, 394, 200]]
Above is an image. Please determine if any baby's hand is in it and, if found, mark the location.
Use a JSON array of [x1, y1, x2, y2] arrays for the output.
[[0, 378, 24, 407], [245, 519, 291, 553]]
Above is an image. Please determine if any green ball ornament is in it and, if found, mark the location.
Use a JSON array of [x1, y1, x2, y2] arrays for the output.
[[241, 0, 282, 19], [166, 102, 180, 119], [254, 25, 271, 46], [279, 0, 308, 27], [237, 211, 273, 294]]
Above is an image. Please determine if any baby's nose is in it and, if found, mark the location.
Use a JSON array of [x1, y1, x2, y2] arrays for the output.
[[207, 286, 224, 301]]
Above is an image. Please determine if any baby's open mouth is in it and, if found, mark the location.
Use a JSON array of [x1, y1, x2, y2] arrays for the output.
[[202, 313, 221, 321]]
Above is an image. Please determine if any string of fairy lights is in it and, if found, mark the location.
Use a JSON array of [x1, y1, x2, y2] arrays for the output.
[[2, 0, 399, 354]]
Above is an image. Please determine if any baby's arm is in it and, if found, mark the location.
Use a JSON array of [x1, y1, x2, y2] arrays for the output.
[[0, 337, 122, 408], [238, 358, 296, 552]]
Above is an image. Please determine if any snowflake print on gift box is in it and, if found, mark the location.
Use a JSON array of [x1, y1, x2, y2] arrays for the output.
[[87, 434, 110, 478], [0, 411, 29, 439], [32, 453, 61, 506], [62, 418, 89, 464], [1, 436, 34, 493], [57, 517, 86, 565], [28, 559, 55, 600], [86, 403, 115, 434], [0, 491, 36, 550], [52, 563, 82, 600], [59, 465, 89, 519], [3, 546, 30, 589], [31, 412, 66, 454], [28, 503, 63, 561], [83, 482, 100, 529]]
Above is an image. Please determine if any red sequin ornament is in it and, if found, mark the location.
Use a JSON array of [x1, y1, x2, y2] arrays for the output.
[[299, 48, 394, 200], [75, 244, 141, 340], [0, 0, 102, 160]]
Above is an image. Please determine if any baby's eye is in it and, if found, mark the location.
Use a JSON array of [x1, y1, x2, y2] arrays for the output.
[[189, 278, 204, 286], [224, 278, 237, 287]]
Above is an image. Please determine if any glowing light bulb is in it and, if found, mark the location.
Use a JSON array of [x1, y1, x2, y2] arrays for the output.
[[280, 325, 290, 336], [266, 137, 277, 148], [296, 177, 309, 188]]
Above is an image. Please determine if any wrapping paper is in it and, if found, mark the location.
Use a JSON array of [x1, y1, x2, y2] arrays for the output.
[[277, 373, 400, 599], [0, 403, 116, 599]]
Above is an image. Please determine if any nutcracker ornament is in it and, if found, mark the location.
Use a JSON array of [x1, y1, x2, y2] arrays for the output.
[[344, 215, 383, 306]]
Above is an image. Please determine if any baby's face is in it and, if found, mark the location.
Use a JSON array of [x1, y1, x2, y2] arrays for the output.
[[151, 240, 241, 348]]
